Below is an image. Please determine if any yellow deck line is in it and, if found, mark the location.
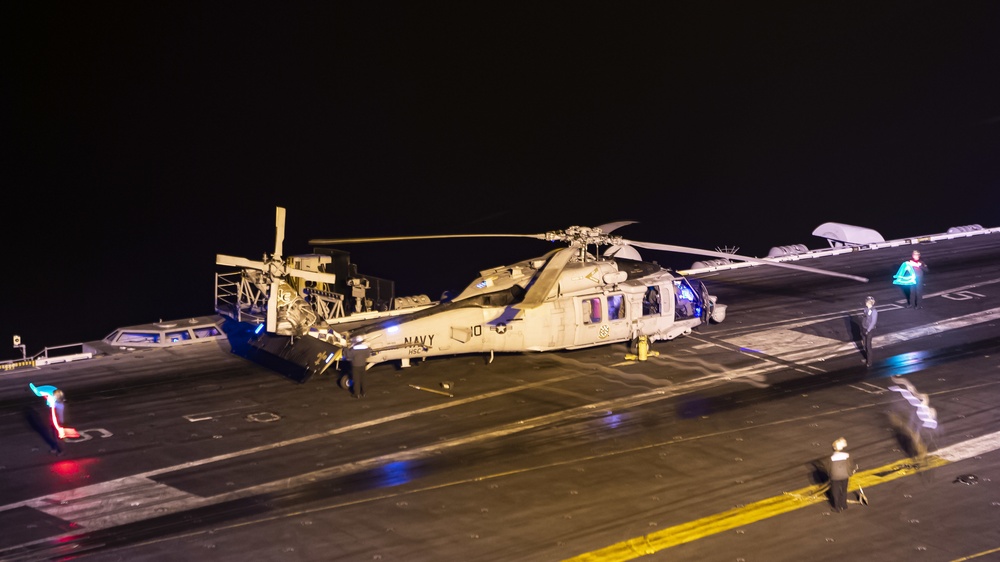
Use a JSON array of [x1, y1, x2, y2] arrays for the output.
[[564, 454, 951, 561]]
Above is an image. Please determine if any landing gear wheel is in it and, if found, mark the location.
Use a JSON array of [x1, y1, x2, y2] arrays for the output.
[[337, 374, 353, 391]]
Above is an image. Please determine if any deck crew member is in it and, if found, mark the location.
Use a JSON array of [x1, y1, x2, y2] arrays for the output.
[[828, 437, 851, 512], [860, 296, 878, 367]]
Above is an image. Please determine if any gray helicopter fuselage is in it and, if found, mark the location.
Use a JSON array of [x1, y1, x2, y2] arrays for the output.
[[316, 255, 721, 368]]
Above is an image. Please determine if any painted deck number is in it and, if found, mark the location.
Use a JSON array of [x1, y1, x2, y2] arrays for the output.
[[66, 428, 113, 442], [942, 291, 984, 301]]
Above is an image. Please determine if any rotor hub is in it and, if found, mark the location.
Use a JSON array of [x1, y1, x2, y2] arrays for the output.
[[546, 226, 625, 248]]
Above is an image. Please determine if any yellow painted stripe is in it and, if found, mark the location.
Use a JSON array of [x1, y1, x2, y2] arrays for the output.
[[564, 454, 951, 562], [951, 545, 1000, 561]]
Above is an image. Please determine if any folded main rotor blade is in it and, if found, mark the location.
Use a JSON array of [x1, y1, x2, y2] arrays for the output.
[[274, 207, 286, 261], [594, 221, 637, 234], [310, 224, 636, 246], [517, 247, 577, 309], [216, 254, 266, 269], [626, 240, 869, 283], [309, 233, 550, 245]]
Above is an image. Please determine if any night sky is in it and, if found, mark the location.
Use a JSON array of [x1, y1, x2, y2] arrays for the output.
[[3, 3, 999, 358]]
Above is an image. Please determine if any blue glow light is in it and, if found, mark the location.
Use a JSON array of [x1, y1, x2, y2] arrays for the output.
[[254, 323, 265, 335], [603, 413, 624, 429], [376, 461, 414, 487], [892, 261, 917, 286], [879, 350, 931, 377], [387, 325, 399, 334]]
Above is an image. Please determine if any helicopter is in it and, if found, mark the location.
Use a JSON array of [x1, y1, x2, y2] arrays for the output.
[[216, 208, 868, 389], [302, 218, 869, 390]]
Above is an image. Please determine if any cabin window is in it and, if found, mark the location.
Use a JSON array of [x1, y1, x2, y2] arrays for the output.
[[608, 294, 626, 321], [115, 331, 160, 344], [642, 286, 660, 316], [193, 326, 222, 338], [166, 330, 191, 343], [582, 297, 602, 324]]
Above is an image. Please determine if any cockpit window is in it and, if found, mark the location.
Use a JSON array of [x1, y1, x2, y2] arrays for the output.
[[479, 284, 526, 307], [674, 279, 699, 320]]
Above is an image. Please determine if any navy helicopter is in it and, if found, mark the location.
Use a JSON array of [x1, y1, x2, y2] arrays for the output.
[[304, 219, 868, 389], [217, 208, 868, 389]]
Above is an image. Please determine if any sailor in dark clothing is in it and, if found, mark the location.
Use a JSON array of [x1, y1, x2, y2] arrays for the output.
[[29, 383, 76, 454], [908, 250, 929, 308], [828, 437, 851, 511], [860, 296, 878, 367], [894, 249, 930, 308], [347, 343, 372, 398]]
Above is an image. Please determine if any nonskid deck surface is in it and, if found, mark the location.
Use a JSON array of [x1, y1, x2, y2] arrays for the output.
[[2, 233, 1000, 561]]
